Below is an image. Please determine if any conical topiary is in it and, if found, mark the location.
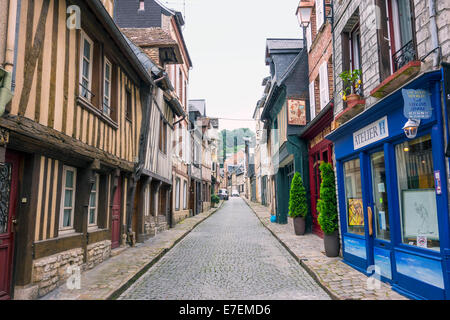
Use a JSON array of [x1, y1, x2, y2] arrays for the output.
[[317, 162, 338, 235], [288, 172, 308, 218]]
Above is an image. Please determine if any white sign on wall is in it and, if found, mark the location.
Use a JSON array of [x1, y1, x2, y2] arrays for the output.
[[353, 116, 389, 150]]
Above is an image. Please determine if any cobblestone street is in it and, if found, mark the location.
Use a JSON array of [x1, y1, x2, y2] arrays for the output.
[[119, 197, 331, 300]]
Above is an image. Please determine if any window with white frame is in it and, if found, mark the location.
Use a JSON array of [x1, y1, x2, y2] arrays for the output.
[[315, 0, 324, 31], [183, 180, 187, 209], [103, 57, 112, 117], [319, 62, 329, 110], [60, 166, 77, 232], [80, 32, 93, 101], [88, 174, 99, 227], [309, 81, 316, 120], [175, 178, 180, 210]]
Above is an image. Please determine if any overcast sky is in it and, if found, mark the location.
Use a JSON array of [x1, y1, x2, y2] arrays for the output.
[[162, 0, 302, 132]]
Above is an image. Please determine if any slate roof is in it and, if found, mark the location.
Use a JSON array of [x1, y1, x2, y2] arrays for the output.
[[189, 99, 206, 116], [266, 38, 303, 52]]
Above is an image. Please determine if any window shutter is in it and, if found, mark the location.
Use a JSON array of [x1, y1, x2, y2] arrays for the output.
[[319, 62, 329, 109], [315, 0, 324, 31], [309, 82, 316, 120], [306, 25, 312, 51], [375, 0, 391, 80]]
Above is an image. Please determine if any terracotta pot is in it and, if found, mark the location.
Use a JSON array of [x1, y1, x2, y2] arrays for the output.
[[346, 93, 361, 102], [293, 216, 306, 235], [324, 230, 340, 257]]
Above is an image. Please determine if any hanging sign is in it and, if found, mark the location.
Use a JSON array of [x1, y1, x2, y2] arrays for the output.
[[353, 116, 389, 150], [287, 99, 306, 126], [402, 89, 432, 119]]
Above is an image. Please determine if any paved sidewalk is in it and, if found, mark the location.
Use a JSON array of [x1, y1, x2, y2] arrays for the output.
[[40, 201, 224, 300], [242, 198, 408, 300]]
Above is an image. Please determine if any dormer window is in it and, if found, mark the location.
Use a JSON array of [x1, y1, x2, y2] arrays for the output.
[[139, 0, 145, 11]]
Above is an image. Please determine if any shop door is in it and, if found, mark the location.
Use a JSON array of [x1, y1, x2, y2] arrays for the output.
[[111, 176, 122, 249], [367, 150, 393, 282], [0, 151, 21, 300]]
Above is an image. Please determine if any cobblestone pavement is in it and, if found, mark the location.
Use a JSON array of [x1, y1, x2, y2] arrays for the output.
[[242, 198, 408, 300], [119, 197, 331, 300]]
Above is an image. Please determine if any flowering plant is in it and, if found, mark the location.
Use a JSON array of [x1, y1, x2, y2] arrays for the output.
[[338, 69, 362, 101]]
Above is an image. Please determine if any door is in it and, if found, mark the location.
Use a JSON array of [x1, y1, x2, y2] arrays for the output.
[[0, 151, 21, 300], [367, 150, 393, 282], [111, 176, 121, 249]]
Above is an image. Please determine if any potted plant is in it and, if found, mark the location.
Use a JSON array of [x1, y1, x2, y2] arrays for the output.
[[211, 194, 220, 208], [317, 162, 340, 257], [338, 69, 362, 102], [288, 172, 308, 235]]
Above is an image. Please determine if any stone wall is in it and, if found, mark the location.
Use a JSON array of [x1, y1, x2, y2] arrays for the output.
[[86, 240, 111, 270], [32, 248, 84, 298]]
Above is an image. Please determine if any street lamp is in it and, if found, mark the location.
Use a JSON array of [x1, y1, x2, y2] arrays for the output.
[[296, 1, 314, 48], [403, 119, 421, 139]]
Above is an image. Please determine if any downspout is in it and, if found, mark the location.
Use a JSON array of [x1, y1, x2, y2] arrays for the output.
[[428, 0, 440, 68]]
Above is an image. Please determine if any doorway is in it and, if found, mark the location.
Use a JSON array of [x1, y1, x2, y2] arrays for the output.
[[111, 176, 122, 249]]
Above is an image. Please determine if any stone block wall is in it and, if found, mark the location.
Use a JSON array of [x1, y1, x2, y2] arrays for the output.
[[32, 248, 84, 298], [86, 240, 111, 270]]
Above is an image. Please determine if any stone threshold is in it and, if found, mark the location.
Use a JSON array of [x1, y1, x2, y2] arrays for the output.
[[38, 200, 225, 300]]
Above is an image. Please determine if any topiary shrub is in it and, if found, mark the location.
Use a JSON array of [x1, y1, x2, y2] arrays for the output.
[[317, 162, 338, 235], [288, 172, 308, 218]]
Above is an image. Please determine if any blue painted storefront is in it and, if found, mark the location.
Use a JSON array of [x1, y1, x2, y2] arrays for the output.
[[327, 70, 450, 300]]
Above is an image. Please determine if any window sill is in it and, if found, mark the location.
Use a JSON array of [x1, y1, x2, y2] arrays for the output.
[[370, 61, 421, 99], [334, 98, 366, 128], [77, 96, 118, 130]]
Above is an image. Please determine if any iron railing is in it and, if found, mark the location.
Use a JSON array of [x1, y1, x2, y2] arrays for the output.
[[79, 82, 95, 100], [392, 40, 417, 72]]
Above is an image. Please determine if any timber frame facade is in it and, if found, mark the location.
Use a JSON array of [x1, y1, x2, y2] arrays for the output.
[[0, 0, 154, 300]]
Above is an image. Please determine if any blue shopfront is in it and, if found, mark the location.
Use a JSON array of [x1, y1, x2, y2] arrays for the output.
[[327, 70, 450, 300]]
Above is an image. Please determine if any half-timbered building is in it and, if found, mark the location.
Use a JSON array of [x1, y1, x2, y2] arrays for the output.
[[0, 0, 154, 299]]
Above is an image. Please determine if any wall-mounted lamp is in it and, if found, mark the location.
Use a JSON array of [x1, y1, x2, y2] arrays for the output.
[[403, 119, 421, 139], [325, 1, 334, 26], [296, 1, 314, 47]]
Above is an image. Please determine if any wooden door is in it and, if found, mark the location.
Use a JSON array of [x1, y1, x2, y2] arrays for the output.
[[0, 151, 21, 300], [111, 176, 121, 249]]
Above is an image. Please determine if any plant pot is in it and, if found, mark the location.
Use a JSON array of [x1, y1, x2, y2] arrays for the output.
[[324, 230, 340, 257], [293, 216, 306, 235], [346, 93, 361, 102]]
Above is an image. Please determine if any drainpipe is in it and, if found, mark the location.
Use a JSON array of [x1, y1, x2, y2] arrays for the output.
[[0, 0, 18, 116], [428, 0, 440, 68]]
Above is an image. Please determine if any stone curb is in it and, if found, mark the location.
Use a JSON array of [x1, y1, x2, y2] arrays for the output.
[[241, 197, 340, 300], [107, 200, 225, 300]]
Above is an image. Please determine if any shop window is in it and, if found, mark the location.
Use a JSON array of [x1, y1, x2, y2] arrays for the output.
[[343, 158, 364, 235], [395, 134, 440, 251], [60, 166, 77, 232]]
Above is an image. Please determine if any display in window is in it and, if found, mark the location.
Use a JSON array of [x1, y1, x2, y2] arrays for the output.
[[348, 198, 364, 226]]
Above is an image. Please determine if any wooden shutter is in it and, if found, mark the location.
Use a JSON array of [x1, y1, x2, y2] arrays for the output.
[[309, 82, 316, 120], [375, 0, 391, 81], [319, 62, 329, 109], [316, 0, 324, 31]]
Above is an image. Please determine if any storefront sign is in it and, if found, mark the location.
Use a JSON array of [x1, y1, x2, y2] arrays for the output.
[[353, 116, 389, 150], [402, 89, 432, 119], [287, 99, 306, 126]]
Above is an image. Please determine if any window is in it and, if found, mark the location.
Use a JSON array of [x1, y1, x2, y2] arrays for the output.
[[103, 58, 112, 117], [183, 181, 187, 209], [319, 62, 330, 109], [396, 135, 439, 251], [175, 178, 180, 211], [371, 151, 390, 241], [60, 166, 77, 232], [88, 174, 99, 227], [138, 0, 145, 11], [80, 32, 94, 101], [309, 81, 316, 120], [315, 0, 324, 31], [159, 118, 167, 154], [343, 159, 364, 235], [125, 89, 132, 120], [349, 25, 362, 72]]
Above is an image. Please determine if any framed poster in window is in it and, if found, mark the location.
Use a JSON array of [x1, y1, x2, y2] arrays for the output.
[[348, 198, 364, 226], [402, 189, 439, 240]]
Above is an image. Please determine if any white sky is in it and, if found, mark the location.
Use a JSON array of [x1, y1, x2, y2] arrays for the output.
[[162, 0, 302, 132]]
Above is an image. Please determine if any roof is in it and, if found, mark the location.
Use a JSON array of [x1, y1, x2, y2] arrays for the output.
[[189, 99, 206, 116], [121, 28, 178, 47], [123, 33, 162, 77], [266, 38, 303, 53]]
